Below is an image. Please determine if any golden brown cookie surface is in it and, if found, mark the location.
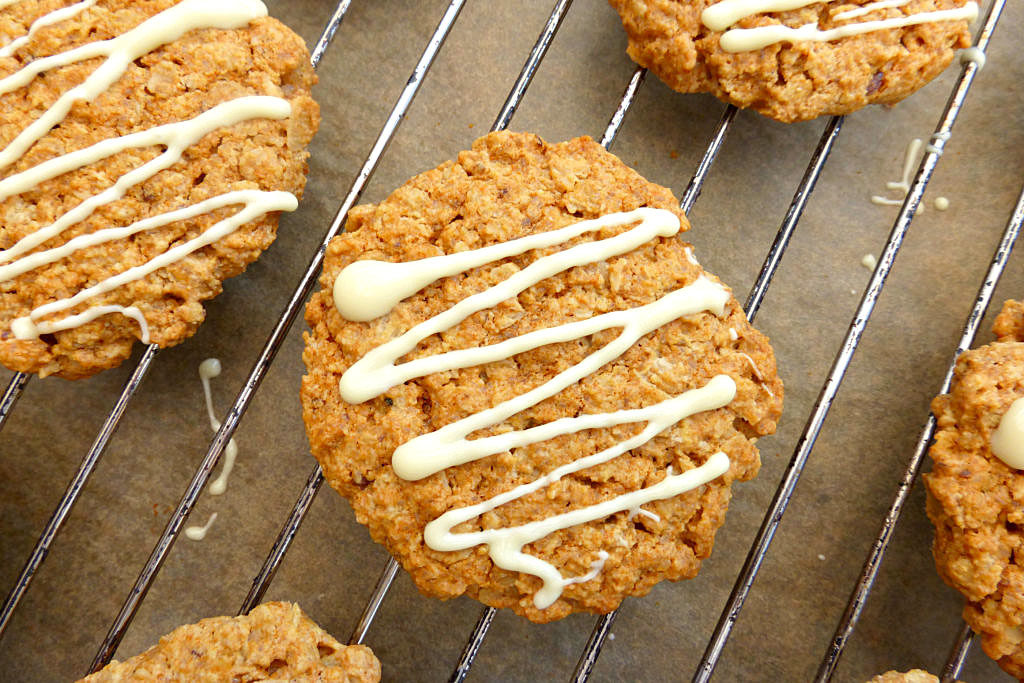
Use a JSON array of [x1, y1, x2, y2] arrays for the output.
[[78, 602, 381, 682], [607, 0, 973, 122], [0, 0, 319, 379], [925, 299, 1024, 678], [302, 131, 783, 622]]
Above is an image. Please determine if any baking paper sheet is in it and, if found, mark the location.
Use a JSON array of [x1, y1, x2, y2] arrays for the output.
[[2, 0, 1023, 680]]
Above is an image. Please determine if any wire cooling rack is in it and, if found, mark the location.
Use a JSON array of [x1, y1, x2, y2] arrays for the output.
[[0, 1, 1022, 680]]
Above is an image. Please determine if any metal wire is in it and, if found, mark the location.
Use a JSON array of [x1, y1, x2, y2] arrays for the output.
[[0, 371, 29, 433], [599, 67, 646, 148], [236, 0, 580, 648], [693, 3, 1006, 679], [818, 175, 1023, 681], [87, 0, 472, 670], [0, 344, 159, 639], [941, 622, 975, 683]]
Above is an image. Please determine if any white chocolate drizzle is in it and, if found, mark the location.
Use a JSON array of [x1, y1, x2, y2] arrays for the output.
[[199, 358, 238, 496], [872, 138, 923, 207], [0, 0, 299, 343], [959, 46, 986, 69], [334, 208, 744, 609], [702, 0, 978, 54], [992, 398, 1024, 470], [185, 512, 217, 541], [833, 0, 910, 20], [0, 0, 96, 59], [925, 131, 951, 155], [0, 0, 268, 169]]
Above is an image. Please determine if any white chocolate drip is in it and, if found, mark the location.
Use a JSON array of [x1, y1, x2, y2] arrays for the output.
[[702, 0, 978, 54], [627, 506, 661, 522], [0, 0, 96, 59], [959, 46, 986, 69], [934, 196, 950, 211], [872, 138, 923, 207], [562, 551, 610, 588], [185, 512, 217, 541], [0, 0, 298, 343], [992, 398, 1024, 470], [925, 131, 951, 155], [334, 209, 741, 609], [199, 358, 238, 496]]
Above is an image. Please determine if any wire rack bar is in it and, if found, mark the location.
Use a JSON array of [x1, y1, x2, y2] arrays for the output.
[[238, 465, 324, 615], [309, 0, 353, 69], [0, 344, 158, 640], [574, 108, 842, 682], [449, 606, 498, 683], [86, 0, 470, 670], [229, 0, 579, 653], [679, 105, 738, 215], [693, 3, 1004, 679], [599, 67, 646, 148], [941, 622, 974, 683], [492, 0, 574, 132], [818, 176, 1023, 681], [745, 115, 843, 320], [0, 371, 29, 432], [349, 557, 401, 646]]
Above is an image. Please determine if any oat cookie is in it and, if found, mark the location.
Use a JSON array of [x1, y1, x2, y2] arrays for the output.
[[866, 671, 940, 683], [78, 601, 380, 682], [925, 299, 1024, 678], [607, 0, 975, 122], [0, 0, 319, 379], [302, 131, 783, 622]]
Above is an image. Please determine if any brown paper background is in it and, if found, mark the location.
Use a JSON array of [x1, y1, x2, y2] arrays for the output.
[[2, 1, 1023, 680]]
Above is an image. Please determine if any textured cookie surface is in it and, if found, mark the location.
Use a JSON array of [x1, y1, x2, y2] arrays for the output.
[[925, 300, 1024, 678], [78, 602, 381, 682], [866, 671, 939, 683], [0, 0, 319, 379], [607, 0, 973, 122], [302, 131, 783, 622]]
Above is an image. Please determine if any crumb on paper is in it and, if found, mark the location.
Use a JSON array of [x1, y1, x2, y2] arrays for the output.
[[934, 196, 950, 211], [818, 554, 826, 561], [861, 253, 877, 271]]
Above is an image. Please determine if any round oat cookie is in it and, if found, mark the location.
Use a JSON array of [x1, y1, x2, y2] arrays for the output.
[[0, 0, 319, 379], [79, 601, 381, 682], [607, 0, 974, 122], [924, 300, 1024, 678], [302, 131, 783, 622]]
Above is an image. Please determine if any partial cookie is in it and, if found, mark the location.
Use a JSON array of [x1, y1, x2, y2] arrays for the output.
[[302, 131, 783, 622], [0, 0, 319, 379], [925, 299, 1024, 678], [866, 671, 940, 683], [78, 601, 381, 682], [607, 0, 976, 122]]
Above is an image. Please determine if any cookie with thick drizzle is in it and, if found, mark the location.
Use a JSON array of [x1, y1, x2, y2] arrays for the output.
[[0, 0, 319, 379], [302, 131, 783, 622], [608, 0, 976, 122]]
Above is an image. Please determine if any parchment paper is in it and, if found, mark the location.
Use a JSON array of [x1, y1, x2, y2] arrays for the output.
[[1, 1, 1023, 681]]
